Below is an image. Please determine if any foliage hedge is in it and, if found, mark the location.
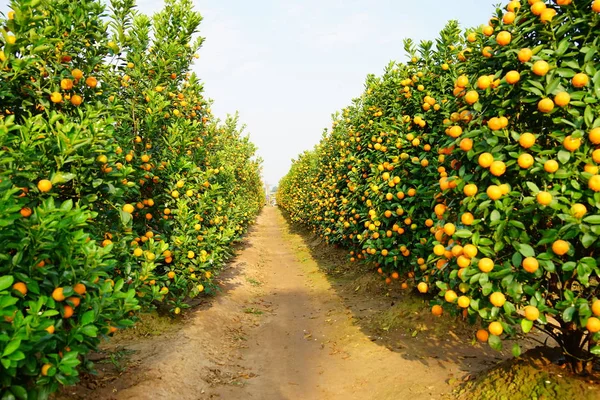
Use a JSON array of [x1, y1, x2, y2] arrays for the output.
[[0, 0, 263, 397], [279, 0, 600, 375]]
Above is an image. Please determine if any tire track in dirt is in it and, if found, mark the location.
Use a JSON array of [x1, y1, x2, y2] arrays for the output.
[[65, 207, 465, 399]]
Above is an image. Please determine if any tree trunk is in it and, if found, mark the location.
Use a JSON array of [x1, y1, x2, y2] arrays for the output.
[[562, 327, 593, 375]]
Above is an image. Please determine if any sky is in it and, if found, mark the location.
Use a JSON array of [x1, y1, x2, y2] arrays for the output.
[[1, 0, 494, 186]]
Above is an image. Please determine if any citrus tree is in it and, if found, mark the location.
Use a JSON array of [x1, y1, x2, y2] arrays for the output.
[[279, 0, 600, 375], [0, 0, 263, 397]]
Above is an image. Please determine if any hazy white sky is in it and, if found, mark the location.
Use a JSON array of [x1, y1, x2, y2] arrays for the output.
[[1, 0, 494, 186]]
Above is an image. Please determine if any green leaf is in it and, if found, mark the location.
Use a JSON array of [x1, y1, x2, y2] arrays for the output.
[[517, 243, 535, 258], [488, 334, 502, 351], [81, 325, 98, 337], [525, 182, 540, 193], [9, 385, 27, 400], [512, 343, 521, 357], [521, 319, 533, 334], [582, 233, 597, 248], [0, 276, 14, 292], [563, 306, 576, 323], [585, 106, 594, 128], [490, 210, 501, 222], [454, 229, 472, 238], [590, 346, 600, 355], [81, 310, 95, 326], [2, 339, 21, 357], [583, 215, 600, 224], [557, 150, 571, 164]]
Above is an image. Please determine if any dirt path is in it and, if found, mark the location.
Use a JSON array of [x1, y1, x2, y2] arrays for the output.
[[64, 207, 478, 400]]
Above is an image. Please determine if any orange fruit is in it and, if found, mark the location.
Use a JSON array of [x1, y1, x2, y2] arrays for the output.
[[461, 212, 474, 225], [538, 98, 554, 113], [587, 317, 600, 333], [447, 125, 463, 138], [50, 92, 62, 103], [37, 179, 52, 192], [463, 244, 478, 259], [70, 94, 83, 106], [531, 1, 546, 15], [460, 138, 473, 151], [476, 329, 489, 342], [507, 1, 521, 11], [434, 204, 446, 216], [537, 191, 552, 205], [71, 69, 84, 79], [563, 135, 581, 151], [524, 306, 540, 321], [488, 321, 503, 336], [517, 153, 534, 169], [464, 184, 478, 197], [505, 70, 520, 84], [588, 128, 600, 144], [417, 282, 428, 293], [532, 60, 550, 76], [63, 305, 74, 318], [518, 48, 533, 63], [67, 297, 81, 307], [589, 175, 600, 192], [503, 11, 516, 24], [456, 75, 469, 88], [490, 160, 506, 176], [85, 76, 98, 87], [482, 46, 493, 58], [20, 207, 32, 218], [451, 245, 464, 257], [41, 364, 52, 376], [123, 203, 134, 213], [477, 76, 491, 90], [487, 117, 502, 131], [52, 287, 65, 301], [552, 240, 569, 256], [74, 283, 86, 295], [443, 223, 456, 236], [571, 203, 587, 219], [496, 31, 511, 46], [594, 0, 600, 13], [478, 152, 494, 168], [478, 258, 494, 273], [522, 257, 539, 273], [46, 325, 55, 334], [519, 133, 536, 148], [554, 92, 570, 107], [544, 160, 559, 173], [457, 255, 471, 268], [464, 91, 479, 105], [13, 282, 27, 296], [444, 290, 458, 303], [592, 300, 600, 316], [60, 78, 73, 90], [486, 185, 502, 200], [482, 25, 494, 37], [431, 305, 443, 316], [457, 296, 470, 308], [490, 292, 506, 307], [540, 8, 556, 23], [572, 73, 589, 88]]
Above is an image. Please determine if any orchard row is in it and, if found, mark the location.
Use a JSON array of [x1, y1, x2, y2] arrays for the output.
[[279, 0, 600, 375], [0, 0, 263, 397]]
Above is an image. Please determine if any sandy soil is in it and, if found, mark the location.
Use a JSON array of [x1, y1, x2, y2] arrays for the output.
[[58, 207, 523, 400]]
